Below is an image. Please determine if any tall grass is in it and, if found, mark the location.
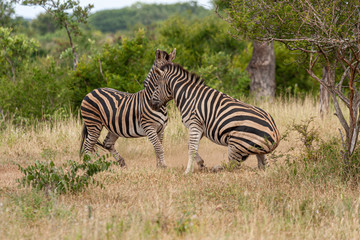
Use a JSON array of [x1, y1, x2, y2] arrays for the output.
[[1, 96, 359, 240]]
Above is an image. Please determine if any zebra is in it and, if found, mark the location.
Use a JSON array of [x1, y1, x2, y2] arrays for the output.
[[79, 49, 176, 168], [150, 63, 280, 174]]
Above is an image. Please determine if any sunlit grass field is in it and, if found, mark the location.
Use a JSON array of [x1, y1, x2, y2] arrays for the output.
[[1, 96, 359, 239]]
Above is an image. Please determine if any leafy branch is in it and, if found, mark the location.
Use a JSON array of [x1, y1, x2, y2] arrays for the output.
[[18, 155, 118, 194], [15, 0, 93, 69]]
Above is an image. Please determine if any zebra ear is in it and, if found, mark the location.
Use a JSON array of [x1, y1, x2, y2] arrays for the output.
[[155, 49, 161, 60], [169, 48, 176, 61]]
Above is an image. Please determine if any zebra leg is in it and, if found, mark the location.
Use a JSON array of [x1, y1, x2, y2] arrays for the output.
[[228, 144, 242, 167], [185, 125, 203, 174], [195, 153, 206, 169], [187, 142, 205, 169], [83, 125, 102, 158], [227, 141, 247, 169], [145, 127, 166, 168], [157, 129, 164, 145], [103, 132, 126, 167], [156, 129, 167, 168], [256, 154, 269, 170]]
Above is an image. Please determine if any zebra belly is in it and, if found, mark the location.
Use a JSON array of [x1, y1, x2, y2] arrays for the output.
[[102, 118, 146, 138], [203, 129, 229, 146], [105, 119, 166, 139]]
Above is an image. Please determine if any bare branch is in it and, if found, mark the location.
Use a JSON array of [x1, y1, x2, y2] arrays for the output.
[[336, 66, 350, 91], [98, 59, 107, 82], [331, 92, 350, 134], [338, 128, 346, 150]]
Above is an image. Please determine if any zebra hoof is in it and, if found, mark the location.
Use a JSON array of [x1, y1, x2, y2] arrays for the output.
[[157, 164, 167, 169], [118, 159, 126, 168], [257, 164, 266, 171], [184, 169, 193, 175], [199, 165, 208, 172], [211, 165, 224, 172]]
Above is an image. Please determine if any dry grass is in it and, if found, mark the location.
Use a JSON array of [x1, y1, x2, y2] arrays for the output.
[[0, 96, 359, 240]]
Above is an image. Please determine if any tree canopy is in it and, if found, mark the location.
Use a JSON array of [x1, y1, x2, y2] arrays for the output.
[[217, 0, 360, 167], [16, 0, 93, 69]]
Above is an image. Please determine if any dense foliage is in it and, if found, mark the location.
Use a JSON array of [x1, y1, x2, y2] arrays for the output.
[[0, 1, 316, 122], [0, 0, 15, 27], [69, 29, 154, 107]]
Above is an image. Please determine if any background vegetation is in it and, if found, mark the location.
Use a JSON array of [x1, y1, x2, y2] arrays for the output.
[[0, 1, 316, 121]]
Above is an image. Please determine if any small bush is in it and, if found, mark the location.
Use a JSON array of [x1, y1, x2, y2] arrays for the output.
[[17, 155, 118, 194], [0, 57, 71, 122], [290, 117, 320, 153]]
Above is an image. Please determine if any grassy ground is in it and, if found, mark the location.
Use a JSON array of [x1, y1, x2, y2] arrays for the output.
[[0, 97, 359, 239]]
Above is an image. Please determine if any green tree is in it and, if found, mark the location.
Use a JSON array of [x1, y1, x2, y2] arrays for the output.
[[216, 0, 360, 171], [158, 15, 251, 97], [215, 0, 276, 100], [0, 0, 15, 27], [31, 12, 59, 35], [69, 29, 154, 107], [274, 43, 317, 95], [0, 27, 38, 82], [17, 0, 93, 69], [0, 57, 70, 120]]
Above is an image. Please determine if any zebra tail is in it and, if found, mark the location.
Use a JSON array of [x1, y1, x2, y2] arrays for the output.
[[79, 123, 88, 158]]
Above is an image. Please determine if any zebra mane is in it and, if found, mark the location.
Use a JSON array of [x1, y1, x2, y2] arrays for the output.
[[160, 63, 205, 85]]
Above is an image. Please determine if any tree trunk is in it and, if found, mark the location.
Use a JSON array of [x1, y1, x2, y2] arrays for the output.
[[64, 21, 78, 70], [247, 41, 276, 100], [319, 66, 331, 118]]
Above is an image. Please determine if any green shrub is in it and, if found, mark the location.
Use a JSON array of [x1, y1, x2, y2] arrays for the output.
[[196, 51, 251, 98], [274, 43, 318, 95], [0, 57, 71, 122], [273, 118, 360, 184], [68, 29, 154, 108], [283, 135, 360, 184], [17, 155, 118, 194]]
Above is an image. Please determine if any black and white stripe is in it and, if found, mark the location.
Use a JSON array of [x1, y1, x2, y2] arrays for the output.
[[79, 49, 176, 167], [151, 63, 280, 173]]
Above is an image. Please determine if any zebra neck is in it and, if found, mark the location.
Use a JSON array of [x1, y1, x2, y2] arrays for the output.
[[143, 65, 155, 88], [171, 78, 203, 116], [143, 85, 154, 103]]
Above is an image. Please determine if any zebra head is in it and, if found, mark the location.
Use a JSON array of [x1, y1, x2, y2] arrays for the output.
[[154, 48, 176, 68], [143, 48, 176, 88], [150, 65, 173, 111]]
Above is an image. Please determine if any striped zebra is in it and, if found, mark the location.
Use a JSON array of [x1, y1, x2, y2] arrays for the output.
[[150, 63, 280, 174], [79, 49, 176, 168]]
